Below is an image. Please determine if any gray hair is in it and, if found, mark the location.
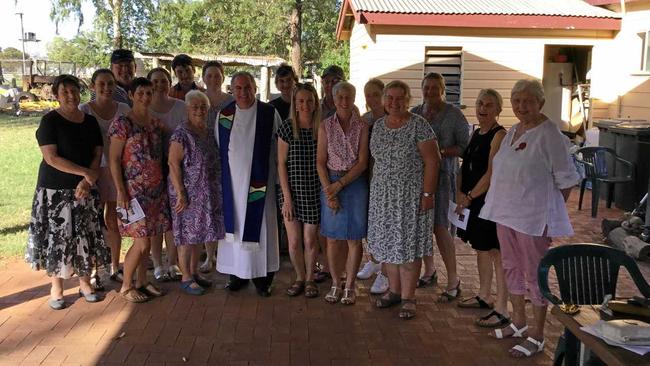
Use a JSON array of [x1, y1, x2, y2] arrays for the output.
[[230, 71, 257, 88], [185, 90, 211, 107], [384, 80, 412, 103], [511, 79, 545, 103], [476, 88, 503, 113], [332, 81, 355, 98]]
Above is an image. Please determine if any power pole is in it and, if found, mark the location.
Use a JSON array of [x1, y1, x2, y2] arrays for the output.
[[16, 12, 26, 76]]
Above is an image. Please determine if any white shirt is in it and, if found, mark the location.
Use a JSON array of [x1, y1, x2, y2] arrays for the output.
[[479, 119, 580, 237], [79, 101, 131, 167]]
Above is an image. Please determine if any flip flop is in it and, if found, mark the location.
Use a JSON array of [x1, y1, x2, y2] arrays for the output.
[[475, 310, 511, 328], [458, 296, 494, 309]]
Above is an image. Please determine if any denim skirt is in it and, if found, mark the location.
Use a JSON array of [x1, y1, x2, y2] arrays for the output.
[[320, 172, 368, 240]]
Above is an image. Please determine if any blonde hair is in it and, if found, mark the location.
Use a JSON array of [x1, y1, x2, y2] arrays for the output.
[[289, 83, 321, 141], [384, 80, 412, 104], [422, 72, 446, 99], [476, 88, 503, 113]]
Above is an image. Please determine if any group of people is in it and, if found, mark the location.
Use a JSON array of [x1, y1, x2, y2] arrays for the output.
[[26, 47, 581, 359]]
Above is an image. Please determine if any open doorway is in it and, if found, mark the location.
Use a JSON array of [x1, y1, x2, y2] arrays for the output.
[[542, 45, 593, 139]]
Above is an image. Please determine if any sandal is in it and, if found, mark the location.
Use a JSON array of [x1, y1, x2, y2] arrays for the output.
[[416, 271, 437, 288], [340, 288, 356, 305], [167, 265, 182, 281], [399, 299, 417, 320], [492, 323, 528, 339], [180, 280, 205, 296], [376, 291, 401, 308], [286, 281, 305, 297], [304, 281, 319, 298], [199, 259, 215, 274], [458, 295, 493, 309], [138, 282, 165, 298], [154, 267, 170, 282], [110, 269, 124, 283], [437, 279, 461, 303], [90, 274, 105, 292], [510, 337, 545, 358], [324, 285, 342, 304], [120, 288, 148, 303], [475, 310, 511, 328]]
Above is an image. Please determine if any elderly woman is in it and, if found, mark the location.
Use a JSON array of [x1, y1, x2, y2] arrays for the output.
[[316, 81, 369, 305], [79, 69, 131, 288], [27, 74, 110, 309], [147, 67, 187, 282], [411, 72, 469, 302], [455, 89, 509, 328], [199, 60, 234, 273], [109, 77, 171, 303], [278, 84, 322, 298], [357, 78, 389, 295], [480, 79, 580, 357], [167, 90, 224, 296], [369, 80, 440, 319]]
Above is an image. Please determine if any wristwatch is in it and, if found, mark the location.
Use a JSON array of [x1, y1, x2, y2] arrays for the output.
[[421, 192, 433, 198]]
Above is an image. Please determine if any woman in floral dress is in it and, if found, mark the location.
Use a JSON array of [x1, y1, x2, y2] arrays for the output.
[[168, 90, 225, 295], [109, 77, 170, 303]]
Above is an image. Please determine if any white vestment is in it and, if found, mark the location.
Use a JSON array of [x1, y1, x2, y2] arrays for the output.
[[215, 101, 281, 279]]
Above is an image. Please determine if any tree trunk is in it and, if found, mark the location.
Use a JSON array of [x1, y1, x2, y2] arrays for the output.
[[289, 0, 302, 77], [606, 227, 650, 261], [110, 0, 123, 49]]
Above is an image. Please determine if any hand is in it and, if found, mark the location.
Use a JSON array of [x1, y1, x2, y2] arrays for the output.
[[116, 189, 129, 210], [419, 194, 434, 213], [455, 194, 471, 215], [282, 200, 294, 222], [323, 181, 343, 200], [174, 192, 188, 213], [83, 168, 99, 185], [327, 196, 340, 214], [74, 180, 90, 200]]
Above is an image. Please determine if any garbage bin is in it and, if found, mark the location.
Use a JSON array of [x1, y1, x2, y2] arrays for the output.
[[609, 121, 650, 211], [593, 119, 625, 199]]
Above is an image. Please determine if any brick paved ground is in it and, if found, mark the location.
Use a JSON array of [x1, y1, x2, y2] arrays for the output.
[[0, 190, 648, 365]]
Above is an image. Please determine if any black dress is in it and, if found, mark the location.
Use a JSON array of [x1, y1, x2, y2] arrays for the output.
[[457, 125, 505, 251]]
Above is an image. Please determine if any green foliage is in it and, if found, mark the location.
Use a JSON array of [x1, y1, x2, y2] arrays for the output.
[[0, 47, 29, 60], [46, 34, 109, 67]]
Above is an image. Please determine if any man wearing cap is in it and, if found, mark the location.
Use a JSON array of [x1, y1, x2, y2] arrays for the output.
[[169, 54, 204, 100], [109, 49, 136, 106], [320, 65, 344, 119], [215, 71, 282, 297]]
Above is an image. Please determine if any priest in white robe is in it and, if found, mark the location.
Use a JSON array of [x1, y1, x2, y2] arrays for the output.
[[215, 71, 282, 296]]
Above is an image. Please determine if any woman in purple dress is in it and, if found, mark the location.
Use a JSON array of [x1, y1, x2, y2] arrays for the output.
[[168, 90, 225, 295]]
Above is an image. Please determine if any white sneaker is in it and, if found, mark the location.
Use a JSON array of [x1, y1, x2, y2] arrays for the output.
[[357, 261, 381, 279], [370, 272, 389, 294]]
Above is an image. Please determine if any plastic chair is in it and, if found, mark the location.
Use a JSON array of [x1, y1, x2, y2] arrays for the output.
[[538, 243, 650, 366], [575, 147, 634, 218]]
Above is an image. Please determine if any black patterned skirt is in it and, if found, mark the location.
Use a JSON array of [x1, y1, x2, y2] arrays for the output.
[[25, 188, 110, 279]]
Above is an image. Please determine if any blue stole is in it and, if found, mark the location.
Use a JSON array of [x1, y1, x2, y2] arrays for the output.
[[218, 101, 275, 243]]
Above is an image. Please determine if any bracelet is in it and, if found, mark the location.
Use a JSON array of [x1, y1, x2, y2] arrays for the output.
[[467, 191, 473, 200]]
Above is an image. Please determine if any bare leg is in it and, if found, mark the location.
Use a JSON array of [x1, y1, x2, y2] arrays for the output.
[[344, 240, 363, 289], [492, 250, 509, 315], [477, 250, 494, 302], [285, 219, 306, 281], [78, 275, 93, 294], [201, 242, 217, 271], [121, 237, 151, 292], [384, 263, 401, 295], [327, 238, 343, 288], [399, 259, 421, 300], [150, 234, 164, 270], [303, 224, 319, 282], [104, 201, 122, 272], [51, 277, 64, 299], [177, 245, 192, 282], [165, 231, 178, 266], [510, 304, 547, 357], [421, 255, 435, 277], [434, 224, 458, 289], [317, 234, 330, 273], [190, 245, 201, 276]]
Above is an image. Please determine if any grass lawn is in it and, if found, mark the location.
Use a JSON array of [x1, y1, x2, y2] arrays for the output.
[[0, 113, 41, 262]]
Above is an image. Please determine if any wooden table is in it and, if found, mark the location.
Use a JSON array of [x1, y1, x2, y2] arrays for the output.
[[551, 305, 650, 366]]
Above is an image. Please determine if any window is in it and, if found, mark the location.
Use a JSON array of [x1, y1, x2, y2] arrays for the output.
[[424, 47, 462, 106], [641, 31, 650, 72]]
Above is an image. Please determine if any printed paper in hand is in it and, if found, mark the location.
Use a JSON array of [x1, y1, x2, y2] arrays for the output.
[[116, 198, 145, 225], [448, 200, 469, 230]]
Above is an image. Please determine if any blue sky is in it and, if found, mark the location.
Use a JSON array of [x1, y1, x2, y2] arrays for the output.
[[0, 0, 95, 57]]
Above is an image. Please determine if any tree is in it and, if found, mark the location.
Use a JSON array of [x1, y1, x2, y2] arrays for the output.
[[47, 34, 109, 67], [0, 47, 29, 60], [289, 0, 302, 76]]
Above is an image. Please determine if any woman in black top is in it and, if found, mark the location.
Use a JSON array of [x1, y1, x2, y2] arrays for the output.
[[26, 75, 110, 310], [455, 89, 509, 327]]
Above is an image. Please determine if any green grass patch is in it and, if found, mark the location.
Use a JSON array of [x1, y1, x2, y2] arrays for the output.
[[0, 113, 42, 262]]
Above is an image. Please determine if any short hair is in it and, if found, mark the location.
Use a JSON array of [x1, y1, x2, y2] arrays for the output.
[[384, 80, 412, 103], [52, 74, 81, 96], [128, 77, 153, 94], [171, 54, 193, 71], [364, 78, 384, 93], [322, 64, 345, 80], [511, 79, 545, 103], [332, 81, 355, 98], [202, 60, 224, 76], [185, 90, 211, 108], [146, 67, 172, 85], [230, 71, 256, 88], [110, 49, 134, 64], [476, 88, 503, 113], [90, 68, 114, 84], [275, 64, 298, 83], [422, 72, 446, 87], [289, 83, 321, 141]]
